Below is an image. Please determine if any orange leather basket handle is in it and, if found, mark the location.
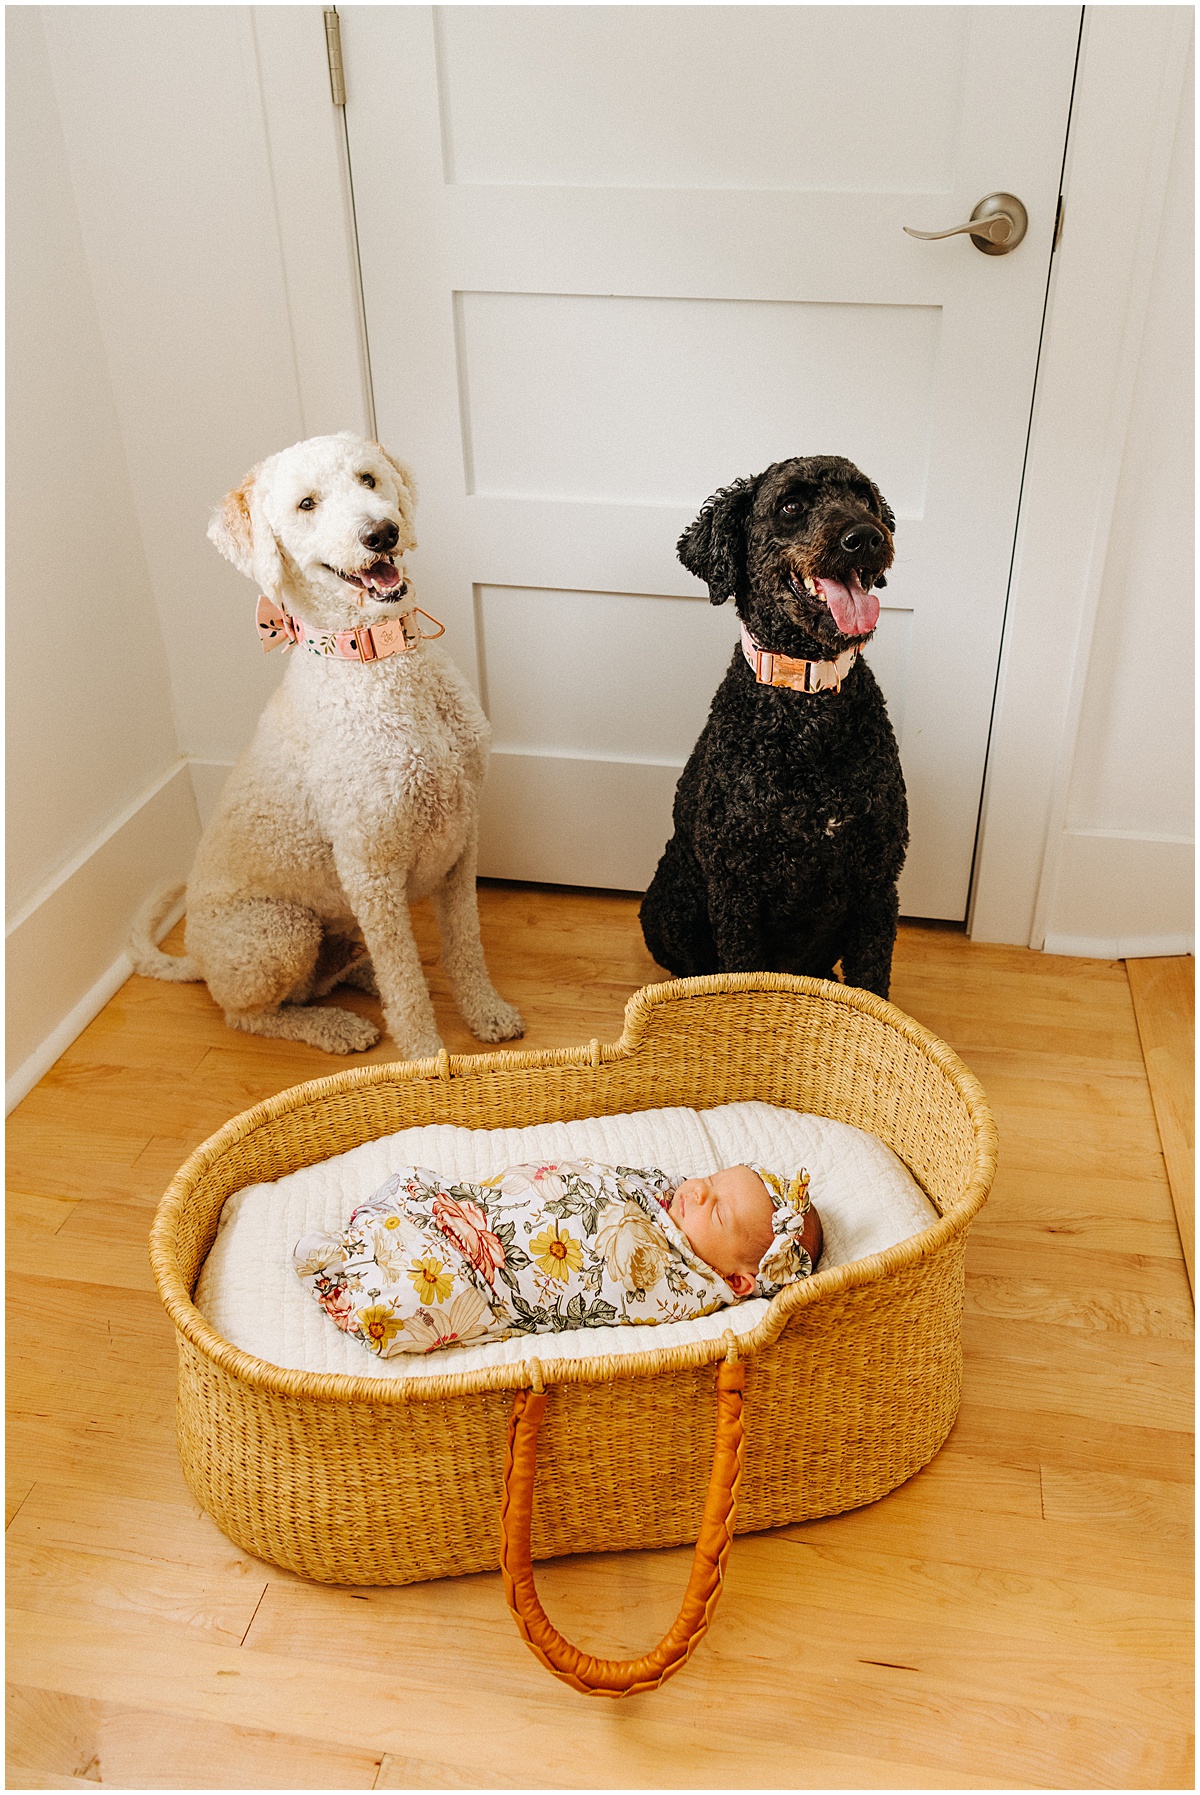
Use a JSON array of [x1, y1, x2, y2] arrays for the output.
[[499, 1349, 746, 1698]]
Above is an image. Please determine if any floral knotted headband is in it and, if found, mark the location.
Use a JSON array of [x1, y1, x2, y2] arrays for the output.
[[748, 1165, 816, 1297]]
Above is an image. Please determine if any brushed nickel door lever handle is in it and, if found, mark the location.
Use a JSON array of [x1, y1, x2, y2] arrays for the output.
[[904, 192, 1028, 256]]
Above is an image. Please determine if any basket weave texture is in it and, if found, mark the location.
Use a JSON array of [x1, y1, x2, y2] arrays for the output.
[[151, 973, 997, 1587]]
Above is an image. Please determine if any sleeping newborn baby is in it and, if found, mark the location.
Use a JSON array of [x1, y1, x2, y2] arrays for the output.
[[294, 1159, 822, 1358]]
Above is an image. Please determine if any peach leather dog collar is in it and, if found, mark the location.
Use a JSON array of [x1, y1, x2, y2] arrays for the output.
[[740, 621, 861, 694], [256, 594, 446, 662]]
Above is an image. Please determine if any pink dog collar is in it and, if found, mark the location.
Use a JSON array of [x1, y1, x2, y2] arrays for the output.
[[740, 621, 861, 694], [256, 595, 446, 662]]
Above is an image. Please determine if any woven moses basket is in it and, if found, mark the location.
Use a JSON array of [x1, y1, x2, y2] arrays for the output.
[[151, 973, 996, 1696]]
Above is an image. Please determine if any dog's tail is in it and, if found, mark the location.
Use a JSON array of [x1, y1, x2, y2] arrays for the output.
[[128, 882, 202, 982]]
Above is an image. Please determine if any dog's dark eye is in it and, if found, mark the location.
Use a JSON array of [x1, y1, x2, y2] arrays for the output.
[[780, 500, 802, 517], [358, 473, 376, 489], [297, 496, 317, 512]]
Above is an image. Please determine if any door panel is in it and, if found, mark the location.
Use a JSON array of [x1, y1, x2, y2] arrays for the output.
[[344, 5, 1080, 914], [456, 291, 941, 511], [434, 6, 971, 193], [478, 586, 740, 765]]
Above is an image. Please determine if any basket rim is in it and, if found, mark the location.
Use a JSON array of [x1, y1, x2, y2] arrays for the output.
[[149, 971, 998, 1403]]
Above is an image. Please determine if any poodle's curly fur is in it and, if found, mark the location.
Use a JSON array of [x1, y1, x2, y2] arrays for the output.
[[130, 432, 523, 1058], [640, 456, 908, 999]]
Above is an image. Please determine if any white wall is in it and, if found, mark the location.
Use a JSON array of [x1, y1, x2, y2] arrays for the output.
[[6, 5, 369, 1105], [5, 8, 200, 1090], [1041, 58, 1193, 957], [38, 4, 370, 767]]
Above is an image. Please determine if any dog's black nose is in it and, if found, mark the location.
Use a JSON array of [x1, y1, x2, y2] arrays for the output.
[[839, 523, 885, 557], [360, 519, 399, 554]]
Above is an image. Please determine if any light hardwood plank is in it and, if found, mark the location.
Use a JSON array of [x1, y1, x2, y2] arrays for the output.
[[6, 1127, 183, 1208], [374, 1753, 537, 1790], [777, 1496, 1190, 1594], [1039, 1464, 1194, 1533], [7, 1284, 180, 1380], [7, 1207, 157, 1293], [6, 1537, 267, 1648], [958, 1317, 1193, 1438], [967, 1168, 1189, 1265], [4, 1766, 101, 1791], [245, 1551, 1193, 1730], [883, 1449, 1044, 1521], [369, 1745, 1018, 1791], [1127, 955, 1195, 1295], [7, 1484, 274, 1579], [966, 1234, 1192, 1307], [6, 1190, 80, 1236], [964, 1272, 1195, 1339], [951, 1398, 1193, 1484], [5, 1429, 192, 1510], [6, 1685, 383, 1790], [7, 1484, 35, 1530], [11, 1607, 1189, 1792]]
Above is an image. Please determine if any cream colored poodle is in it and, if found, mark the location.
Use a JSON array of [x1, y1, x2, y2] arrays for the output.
[[130, 431, 523, 1058]]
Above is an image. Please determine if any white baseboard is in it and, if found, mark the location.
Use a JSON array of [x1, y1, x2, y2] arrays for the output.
[[6, 762, 201, 1112], [5, 893, 187, 1114], [1037, 829, 1194, 958], [1043, 931, 1194, 961]]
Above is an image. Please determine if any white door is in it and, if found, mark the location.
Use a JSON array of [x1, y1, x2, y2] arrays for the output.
[[343, 5, 1080, 918]]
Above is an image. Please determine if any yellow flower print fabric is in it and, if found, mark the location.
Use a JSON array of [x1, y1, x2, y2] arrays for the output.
[[293, 1160, 735, 1359]]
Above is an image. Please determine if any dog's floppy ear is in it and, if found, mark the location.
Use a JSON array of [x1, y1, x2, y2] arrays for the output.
[[207, 476, 256, 579], [677, 476, 758, 604], [207, 466, 285, 602], [372, 442, 419, 551]]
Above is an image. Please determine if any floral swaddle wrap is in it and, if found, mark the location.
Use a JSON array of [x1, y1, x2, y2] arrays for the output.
[[293, 1158, 812, 1360]]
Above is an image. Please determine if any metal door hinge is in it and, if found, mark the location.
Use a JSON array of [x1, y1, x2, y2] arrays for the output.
[[324, 9, 346, 107]]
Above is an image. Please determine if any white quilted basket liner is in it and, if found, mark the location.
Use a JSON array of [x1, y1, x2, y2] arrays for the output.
[[196, 1100, 938, 1380]]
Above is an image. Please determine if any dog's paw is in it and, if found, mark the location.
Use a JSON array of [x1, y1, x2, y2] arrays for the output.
[[467, 998, 525, 1044], [400, 1033, 446, 1063], [311, 1008, 381, 1054]]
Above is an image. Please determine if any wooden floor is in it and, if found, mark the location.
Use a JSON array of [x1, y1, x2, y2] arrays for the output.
[[6, 887, 1194, 1790], [1127, 956, 1195, 1295]]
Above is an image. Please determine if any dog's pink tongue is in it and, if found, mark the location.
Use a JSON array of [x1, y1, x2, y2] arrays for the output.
[[363, 560, 400, 590], [816, 574, 880, 637]]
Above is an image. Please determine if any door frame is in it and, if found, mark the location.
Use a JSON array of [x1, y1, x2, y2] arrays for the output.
[[252, 3, 1189, 949], [966, 4, 1192, 948]]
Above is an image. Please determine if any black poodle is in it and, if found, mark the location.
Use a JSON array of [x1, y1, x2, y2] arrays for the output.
[[640, 456, 908, 999]]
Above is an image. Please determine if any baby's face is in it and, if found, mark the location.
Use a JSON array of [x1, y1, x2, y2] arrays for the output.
[[669, 1165, 775, 1296]]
